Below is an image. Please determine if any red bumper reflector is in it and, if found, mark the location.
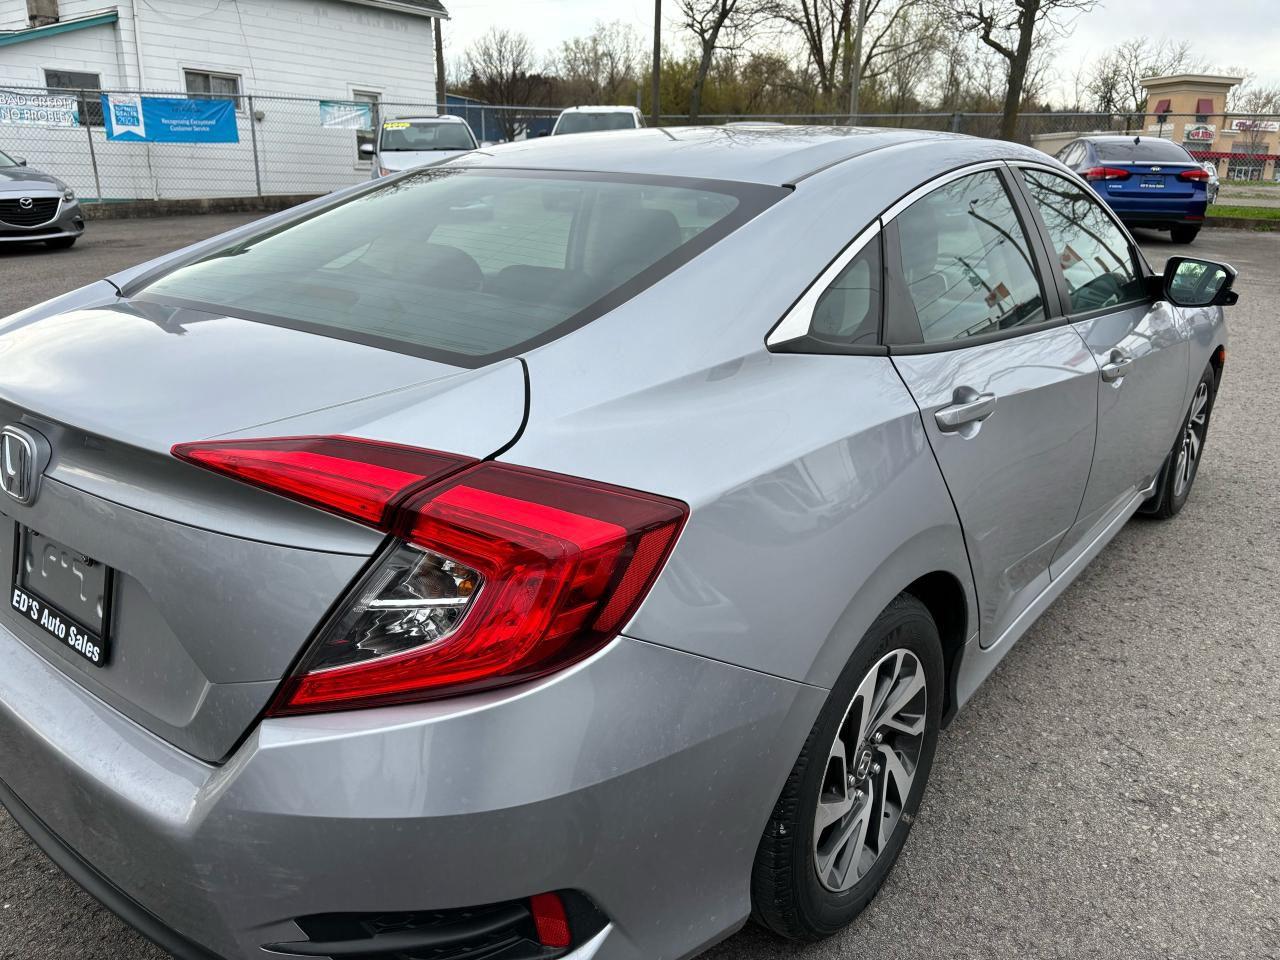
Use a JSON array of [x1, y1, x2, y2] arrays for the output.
[[530, 892, 572, 948]]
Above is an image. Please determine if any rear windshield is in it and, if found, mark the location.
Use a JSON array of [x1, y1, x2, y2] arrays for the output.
[[380, 120, 476, 152], [555, 112, 638, 134], [1094, 139, 1195, 163], [131, 168, 783, 365]]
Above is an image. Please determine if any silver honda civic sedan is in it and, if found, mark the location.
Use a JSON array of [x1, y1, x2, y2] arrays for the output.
[[0, 127, 1234, 960]]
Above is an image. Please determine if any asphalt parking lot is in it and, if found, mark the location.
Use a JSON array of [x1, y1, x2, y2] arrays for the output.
[[1, 219, 1277, 960]]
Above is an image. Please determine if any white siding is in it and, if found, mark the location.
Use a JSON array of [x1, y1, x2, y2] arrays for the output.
[[1, 0, 440, 200]]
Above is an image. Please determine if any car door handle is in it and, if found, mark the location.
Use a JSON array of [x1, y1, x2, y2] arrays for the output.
[[1100, 350, 1133, 383], [935, 388, 997, 433]]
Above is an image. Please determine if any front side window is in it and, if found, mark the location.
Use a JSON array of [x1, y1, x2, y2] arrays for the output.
[[43, 69, 102, 126], [893, 170, 1045, 344], [1021, 169, 1144, 313], [380, 120, 477, 152], [132, 169, 781, 364]]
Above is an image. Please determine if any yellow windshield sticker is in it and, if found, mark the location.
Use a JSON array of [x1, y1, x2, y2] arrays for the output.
[[383, 121, 411, 130]]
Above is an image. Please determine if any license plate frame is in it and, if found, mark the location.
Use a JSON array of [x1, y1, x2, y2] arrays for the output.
[[10, 525, 113, 667]]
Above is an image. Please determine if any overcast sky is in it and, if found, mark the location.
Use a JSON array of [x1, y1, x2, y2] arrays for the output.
[[440, 0, 1280, 101]]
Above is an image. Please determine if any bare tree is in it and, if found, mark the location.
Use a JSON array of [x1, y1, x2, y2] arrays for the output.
[[1082, 38, 1203, 121], [461, 28, 548, 140], [558, 21, 644, 105], [955, 0, 1097, 140], [775, 0, 937, 107], [677, 0, 775, 121]]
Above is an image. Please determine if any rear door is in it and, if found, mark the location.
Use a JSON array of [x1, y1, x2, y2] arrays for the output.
[[1013, 165, 1190, 568], [885, 166, 1098, 648]]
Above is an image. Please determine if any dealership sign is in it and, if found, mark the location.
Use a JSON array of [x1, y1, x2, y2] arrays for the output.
[[0, 90, 79, 128], [102, 93, 239, 143], [1183, 123, 1216, 142]]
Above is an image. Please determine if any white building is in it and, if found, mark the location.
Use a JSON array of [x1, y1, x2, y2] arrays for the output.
[[0, 0, 447, 199]]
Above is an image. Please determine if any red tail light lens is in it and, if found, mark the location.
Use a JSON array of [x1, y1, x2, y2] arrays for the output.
[[530, 893, 572, 948], [1083, 166, 1132, 181], [171, 436, 473, 528], [1178, 167, 1211, 182], [173, 436, 687, 714]]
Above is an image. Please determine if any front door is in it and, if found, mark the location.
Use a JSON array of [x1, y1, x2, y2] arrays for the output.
[[885, 168, 1098, 648], [1015, 166, 1190, 569]]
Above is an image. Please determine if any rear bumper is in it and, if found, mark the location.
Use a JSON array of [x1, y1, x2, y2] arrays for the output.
[[0, 624, 823, 960]]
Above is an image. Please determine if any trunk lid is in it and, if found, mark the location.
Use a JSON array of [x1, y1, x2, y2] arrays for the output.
[[1106, 162, 1199, 201], [0, 299, 527, 761]]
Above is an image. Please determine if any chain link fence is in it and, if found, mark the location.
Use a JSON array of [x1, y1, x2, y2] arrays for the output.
[[3, 84, 1278, 204]]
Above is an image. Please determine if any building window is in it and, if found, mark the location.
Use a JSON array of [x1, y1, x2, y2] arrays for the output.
[[353, 90, 381, 163], [43, 69, 103, 126], [185, 70, 243, 106]]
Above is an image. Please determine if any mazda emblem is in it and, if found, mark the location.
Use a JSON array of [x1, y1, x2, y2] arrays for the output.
[[0, 426, 44, 505], [18, 197, 34, 210]]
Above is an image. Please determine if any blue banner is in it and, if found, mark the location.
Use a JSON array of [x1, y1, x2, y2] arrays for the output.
[[102, 93, 239, 143]]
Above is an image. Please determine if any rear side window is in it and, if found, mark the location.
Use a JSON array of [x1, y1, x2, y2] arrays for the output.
[[893, 170, 1045, 344], [1094, 139, 1194, 163], [808, 236, 881, 346], [1021, 169, 1145, 313], [132, 169, 782, 365]]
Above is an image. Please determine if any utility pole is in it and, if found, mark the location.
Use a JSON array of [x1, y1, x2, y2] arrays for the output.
[[651, 0, 662, 125], [848, 0, 867, 121], [435, 15, 447, 112]]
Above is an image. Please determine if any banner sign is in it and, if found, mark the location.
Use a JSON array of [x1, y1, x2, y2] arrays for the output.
[[319, 100, 373, 129], [102, 94, 239, 142], [1183, 123, 1216, 142], [0, 90, 79, 128]]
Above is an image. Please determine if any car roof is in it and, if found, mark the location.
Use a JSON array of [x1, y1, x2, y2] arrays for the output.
[[558, 105, 641, 114], [447, 125, 1028, 187]]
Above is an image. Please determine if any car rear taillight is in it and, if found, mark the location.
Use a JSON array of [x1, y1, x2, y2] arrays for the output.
[[1084, 166, 1132, 181], [173, 437, 687, 714], [1177, 167, 1211, 181]]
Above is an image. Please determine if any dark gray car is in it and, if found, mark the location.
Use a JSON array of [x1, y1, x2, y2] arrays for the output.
[[0, 149, 84, 249]]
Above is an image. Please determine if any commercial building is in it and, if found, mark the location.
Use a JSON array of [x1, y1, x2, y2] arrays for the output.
[[1142, 73, 1279, 181]]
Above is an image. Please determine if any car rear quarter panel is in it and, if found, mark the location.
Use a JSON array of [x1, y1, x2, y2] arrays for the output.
[[506, 140, 1003, 688]]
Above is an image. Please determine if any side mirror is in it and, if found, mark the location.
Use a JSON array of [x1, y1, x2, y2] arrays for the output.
[[14, 156, 26, 166], [1162, 256, 1239, 308], [359, 143, 376, 156]]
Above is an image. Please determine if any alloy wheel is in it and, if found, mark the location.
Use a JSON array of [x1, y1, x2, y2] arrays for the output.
[[812, 648, 928, 893], [1172, 381, 1210, 499]]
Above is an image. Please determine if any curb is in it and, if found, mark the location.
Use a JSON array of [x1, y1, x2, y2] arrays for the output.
[[1203, 216, 1279, 231], [80, 195, 322, 221]]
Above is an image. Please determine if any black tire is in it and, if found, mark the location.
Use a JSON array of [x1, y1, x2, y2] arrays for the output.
[[750, 594, 944, 941], [1140, 363, 1217, 520], [1171, 225, 1199, 244], [45, 236, 77, 250]]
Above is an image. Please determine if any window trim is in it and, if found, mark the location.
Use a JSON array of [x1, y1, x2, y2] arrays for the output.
[[881, 164, 1061, 354], [1006, 160, 1155, 324]]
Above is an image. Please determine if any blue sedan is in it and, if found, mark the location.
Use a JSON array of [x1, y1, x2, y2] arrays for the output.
[[1055, 135, 1210, 244]]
